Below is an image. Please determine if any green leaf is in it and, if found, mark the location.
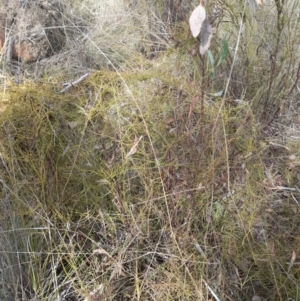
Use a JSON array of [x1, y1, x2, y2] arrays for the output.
[[207, 91, 224, 97], [156, 0, 163, 14], [216, 39, 229, 67], [207, 50, 215, 78], [207, 49, 215, 66]]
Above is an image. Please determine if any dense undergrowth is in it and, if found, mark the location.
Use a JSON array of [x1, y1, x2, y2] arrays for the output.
[[1, 0, 300, 300]]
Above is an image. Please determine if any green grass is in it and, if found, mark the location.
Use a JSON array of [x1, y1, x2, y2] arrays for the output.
[[1, 0, 300, 300]]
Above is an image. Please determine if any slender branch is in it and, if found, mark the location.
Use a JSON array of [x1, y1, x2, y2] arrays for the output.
[[60, 73, 90, 93], [6, 37, 14, 62]]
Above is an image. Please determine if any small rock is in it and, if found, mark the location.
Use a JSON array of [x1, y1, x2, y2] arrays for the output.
[[0, 0, 65, 63]]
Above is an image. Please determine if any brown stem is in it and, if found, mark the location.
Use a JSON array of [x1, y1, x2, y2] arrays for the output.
[[199, 54, 205, 149]]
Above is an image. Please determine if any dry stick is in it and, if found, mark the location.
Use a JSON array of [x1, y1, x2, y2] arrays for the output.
[[60, 73, 90, 93], [211, 18, 245, 195], [199, 51, 205, 155], [6, 37, 14, 62], [202, 279, 221, 301]]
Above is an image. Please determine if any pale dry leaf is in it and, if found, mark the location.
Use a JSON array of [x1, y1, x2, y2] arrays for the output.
[[126, 135, 143, 158], [256, 0, 263, 5], [197, 182, 205, 190], [200, 19, 213, 55], [110, 259, 126, 280], [189, 4, 206, 38], [288, 250, 297, 272], [93, 247, 112, 258], [289, 154, 296, 161], [67, 121, 79, 129], [89, 284, 104, 298]]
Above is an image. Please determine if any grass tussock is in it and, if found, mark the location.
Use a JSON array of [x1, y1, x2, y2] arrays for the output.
[[1, 0, 300, 301]]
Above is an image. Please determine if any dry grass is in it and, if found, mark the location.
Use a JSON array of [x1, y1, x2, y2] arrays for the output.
[[0, 0, 300, 301]]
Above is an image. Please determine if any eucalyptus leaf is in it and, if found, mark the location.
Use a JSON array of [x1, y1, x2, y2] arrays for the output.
[[189, 4, 206, 38], [208, 91, 224, 97], [216, 39, 229, 67], [207, 50, 215, 78], [199, 20, 213, 55]]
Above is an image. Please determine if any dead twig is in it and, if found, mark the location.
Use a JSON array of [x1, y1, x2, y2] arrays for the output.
[[60, 73, 89, 93], [6, 37, 14, 63]]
